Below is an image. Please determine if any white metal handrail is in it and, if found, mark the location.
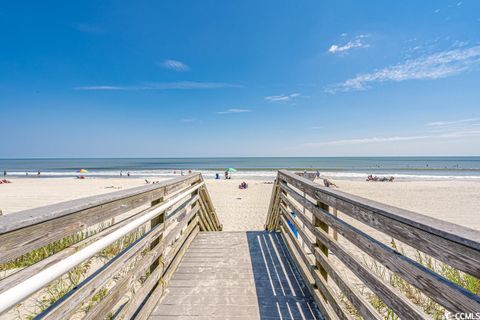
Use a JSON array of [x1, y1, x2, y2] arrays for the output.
[[0, 182, 204, 315]]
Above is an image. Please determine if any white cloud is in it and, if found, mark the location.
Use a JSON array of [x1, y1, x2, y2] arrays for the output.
[[311, 126, 323, 129], [215, 108, 252, 114], [264, 93, 300, 102], [304, 130, 480, 147], [427, 118, 480, 127], [159, 59, 189, 72], [74, 81, 242, 91], [328, 35, 369, 54], [328, 45, 480, 92]]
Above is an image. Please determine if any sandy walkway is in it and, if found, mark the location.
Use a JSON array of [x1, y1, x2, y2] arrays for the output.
[[205, 179, 274, 231]]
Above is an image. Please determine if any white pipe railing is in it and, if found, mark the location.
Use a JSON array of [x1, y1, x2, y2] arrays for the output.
[[0, 182, 204, 315]]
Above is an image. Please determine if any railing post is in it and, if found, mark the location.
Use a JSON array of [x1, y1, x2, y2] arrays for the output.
[[314, 201, 329, 285], [332, 208, 338, 241], [149, 197, 165, 274]]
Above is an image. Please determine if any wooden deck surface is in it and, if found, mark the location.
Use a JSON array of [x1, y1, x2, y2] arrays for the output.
[[150, 231, 323, 319]]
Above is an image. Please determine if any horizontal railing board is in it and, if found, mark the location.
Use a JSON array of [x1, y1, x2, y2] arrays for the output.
[[278, 170, 480, 250], [0, 175, 201, 264], [278, 170, 480, 278], [0, 174, 200, 234]]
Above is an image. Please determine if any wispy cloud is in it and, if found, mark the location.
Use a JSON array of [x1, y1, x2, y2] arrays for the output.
[[73, 23, 107, 35], [328, 45, 480, 92], [74, 81, 242, 91], [426, 117, 480, 127], [265, 93, 300, 102], [215, 108, 252, 114], [305, 130, 480, 147], [328, 35, 369, 54], [159, 59, 189, 72]]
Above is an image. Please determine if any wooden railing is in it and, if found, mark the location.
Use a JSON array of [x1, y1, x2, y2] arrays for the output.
[[0, 173, 221, 319], [265, 170, 480, 319]]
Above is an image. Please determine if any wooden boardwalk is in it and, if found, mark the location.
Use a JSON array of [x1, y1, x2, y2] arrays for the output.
[[150, 231, 323, 320], [2, 171, 479, 319]]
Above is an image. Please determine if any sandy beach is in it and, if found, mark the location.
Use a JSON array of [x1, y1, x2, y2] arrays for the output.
[[1, 176, 479, 231]]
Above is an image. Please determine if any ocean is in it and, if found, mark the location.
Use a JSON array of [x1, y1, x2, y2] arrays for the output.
[[1, 157, 480, 181]]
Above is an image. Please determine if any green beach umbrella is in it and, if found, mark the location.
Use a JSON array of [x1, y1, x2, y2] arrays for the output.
[[226, 168, 237, 173]]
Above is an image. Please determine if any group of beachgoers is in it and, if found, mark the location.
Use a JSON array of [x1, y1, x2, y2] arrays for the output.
[[173, 170, 193, 176], [214, 171, 232, 180], [366, 174, 395, 182], [3, 170, 42, 177]]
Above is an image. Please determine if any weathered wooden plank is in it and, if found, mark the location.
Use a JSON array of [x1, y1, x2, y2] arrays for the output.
[[279, 170, 480, 277], [279, 218, 351, 320], [283, 181, 480, 314], [116, 216, 200, 320], [84, 206, 200, 320], [0, 196, 198, 296], [0, 174, 200, 234], [279, 228, 339, 320], [279, 203, 315, 252], [130, 226, 200, 320], [198, 185, 222, 230], [281, 196, 381, 320], [310, 222, 426, 318], [314, 245, 382, 320], [42, 219, 166, 319], [197, 195, 215, 231], [279, 211, 314, 266], [265, 178, 279, 230]]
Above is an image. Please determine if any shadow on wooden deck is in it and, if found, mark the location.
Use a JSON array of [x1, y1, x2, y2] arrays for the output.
[[246, 231, 323, 320], [150, 231, 322, 319]]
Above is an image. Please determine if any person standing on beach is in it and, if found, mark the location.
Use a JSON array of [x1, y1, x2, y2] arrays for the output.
[[3, 170, 6, 177]]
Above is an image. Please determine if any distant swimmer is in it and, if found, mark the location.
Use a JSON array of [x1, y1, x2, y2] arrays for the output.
[[127, 172, 130, 177], [3, 170, 6, 177]]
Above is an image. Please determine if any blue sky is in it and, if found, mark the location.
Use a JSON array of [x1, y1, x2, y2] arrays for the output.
[[1, 0, 480, 157]]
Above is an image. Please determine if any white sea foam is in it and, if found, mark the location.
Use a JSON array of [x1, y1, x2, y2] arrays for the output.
[[5, 169, 480, 181]]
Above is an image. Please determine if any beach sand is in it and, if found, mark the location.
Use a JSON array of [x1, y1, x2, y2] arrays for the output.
[[1, 176, 479, 231]]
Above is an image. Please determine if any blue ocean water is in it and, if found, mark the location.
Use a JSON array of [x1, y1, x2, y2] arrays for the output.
[[1, 157, 480, 180]]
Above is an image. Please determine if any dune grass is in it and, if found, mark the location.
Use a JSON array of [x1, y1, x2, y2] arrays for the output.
[[342, 240, 480, 320]]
